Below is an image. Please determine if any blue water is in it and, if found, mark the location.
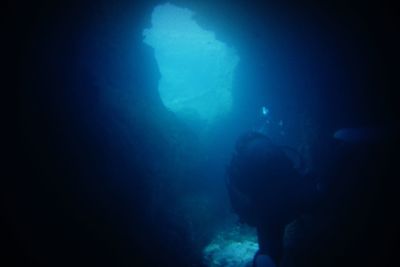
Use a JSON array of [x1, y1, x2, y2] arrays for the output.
[[14, 1, 398, 267]]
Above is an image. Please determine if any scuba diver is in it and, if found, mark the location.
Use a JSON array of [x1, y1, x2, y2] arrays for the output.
[[226, 127, 398, 267], [226, 131, 319, 267]]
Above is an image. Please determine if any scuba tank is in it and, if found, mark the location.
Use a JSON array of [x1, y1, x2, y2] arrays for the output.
[[226, 131, 317, 227]]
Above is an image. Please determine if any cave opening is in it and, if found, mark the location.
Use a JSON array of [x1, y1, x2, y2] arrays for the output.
[[143, 3, 239, 123]]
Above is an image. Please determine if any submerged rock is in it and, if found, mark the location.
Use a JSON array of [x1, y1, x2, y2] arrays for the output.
[[203, 225, 258, 267]]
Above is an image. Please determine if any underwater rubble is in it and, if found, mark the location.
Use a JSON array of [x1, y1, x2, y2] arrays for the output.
[[203, 224, 258, 267]]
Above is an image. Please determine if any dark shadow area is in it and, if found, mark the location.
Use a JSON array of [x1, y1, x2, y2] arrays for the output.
[[10, 0, 399, 266]]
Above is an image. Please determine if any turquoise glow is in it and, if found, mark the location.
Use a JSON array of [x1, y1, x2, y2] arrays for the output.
[[143, 3, 239, 122]]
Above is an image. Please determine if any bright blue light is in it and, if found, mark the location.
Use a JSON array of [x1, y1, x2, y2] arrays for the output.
[[143, 3, 239, 122], [262, 106, 269, 116]]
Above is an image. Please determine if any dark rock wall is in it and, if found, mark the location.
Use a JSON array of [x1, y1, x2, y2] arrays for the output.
[[14, 0, 206, 266]]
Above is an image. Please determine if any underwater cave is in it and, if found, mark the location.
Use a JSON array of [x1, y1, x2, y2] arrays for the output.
[[14, 1, 398, 267]]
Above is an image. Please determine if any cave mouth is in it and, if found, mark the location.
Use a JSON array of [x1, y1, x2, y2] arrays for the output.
[[143, 3, 239, 123]]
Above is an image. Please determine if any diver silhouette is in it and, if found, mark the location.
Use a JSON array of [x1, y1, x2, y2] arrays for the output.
[[226, 132, 319, 267], [227, 128, 398, 267]]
